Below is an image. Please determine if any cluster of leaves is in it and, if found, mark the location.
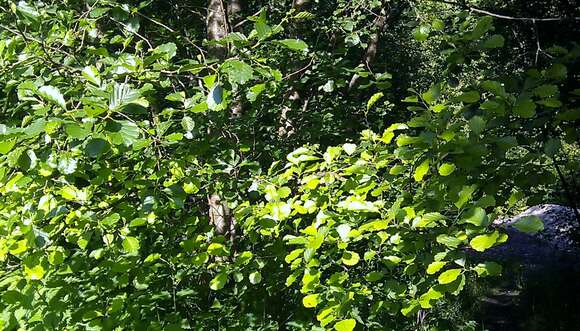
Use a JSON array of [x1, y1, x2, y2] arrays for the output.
[[241, 63, 570, 328], [0, 0, 578, 330]]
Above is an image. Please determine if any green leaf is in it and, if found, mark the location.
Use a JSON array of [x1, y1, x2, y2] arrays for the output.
[[334, 319, 356, 331], [38, 86, 66, 109], [545, 63, 567, 80], [154, 42, 177, 60], [482, 34, 505, 48], [432, 19, 444, 30], [236, 251, 253, 265], [247, 83, 266, 102], [122, 236, 140, 255], [436, 234, 463, 248], [367, 92, 384, 110], [364, 271, 384, 282], [462, 207, 488, 227], [536, 98, 562, 108], [342, 143, 356, 155], [106, 120, 140, 146], [473, 261, 502, 277], [455, 185, 476, 209], [512, 215, 544, 234], [249, 271, 262, 284], [24, 265, 45, 280], [438, 268, 462, 284], [419, 288, 444, 308], [65, 123, 90, 140], [513, 98, 536, 118], [166, 91, 185, 102], [207, 84, 223, 110], [544, 138, 561, 157], [470, 16, 493, 39], [470, 231, 500, 252], [109, 83, 141, 111], [413, 212, 445, 228], [302, 294, 319, 308], [129, 218, 147, 227], [422, 84, 440, 104], [0, 140, 16, 155], [210, 271, 227, 291], [427, 261, 447, 275], [469, 116, 486, 135], [438, 163, 456, 176], [82, 66, 101, 86], [59, 185, 87, 202], [221, 60, 254, 85], [389, 164, 406, 175], [401, 301, 420, 317], [457, 91, 480, 103], [277, 39, 308, 51], [254, 10, 272, 39], [85, 138, 110, 158], [341, 251, 360, 266], [285, 249, 304, 263], [533, 84, 558, 98], [413, 159, 430, 182], [413, 25, 430, 42], [207, 243, 230, 256]]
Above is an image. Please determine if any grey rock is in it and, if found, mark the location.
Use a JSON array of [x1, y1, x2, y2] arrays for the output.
[[484, 204, 580, 268]]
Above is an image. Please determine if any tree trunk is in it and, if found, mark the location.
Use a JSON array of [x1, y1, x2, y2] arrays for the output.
[[277, 1, 311, 138], [206, 0, 228, 59], [277, 88, 301, 138], [348, 5, 390, 91], [227, 0, 242, 23], [206, 1, 236, 249]]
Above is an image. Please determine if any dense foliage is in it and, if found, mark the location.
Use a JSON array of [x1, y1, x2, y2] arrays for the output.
[[0, 0, 578, 330]]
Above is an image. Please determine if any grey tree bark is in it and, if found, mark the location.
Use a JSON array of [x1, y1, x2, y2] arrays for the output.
[[348, 5, 390, 91], [206, 0, 237, 249]]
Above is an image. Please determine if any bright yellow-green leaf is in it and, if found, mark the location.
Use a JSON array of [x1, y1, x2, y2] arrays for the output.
[[285, 249, 304, 264], [469, 231, 500, 252], [207, 243, 230, 256], [9, 239, 28, 256], [122, 236, 140, 255], [426, 261, 446, 274], [341, 251, 360, 266], [438, 163, 456, 176], [24, 265, 45, 280], [413, 159, 430, 182], [302, 294, 320, 308], [419, 287, 443, 308], [367, 92, 384, 110], [334, 319, 356, 331], [438, 268, 462, 284], [210, 271, 227, 291]]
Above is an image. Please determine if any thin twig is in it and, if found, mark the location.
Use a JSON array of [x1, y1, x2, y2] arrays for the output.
[[283, 58, 314, 80], [136, 12, 176, 32], [427, 0, 580, 21]]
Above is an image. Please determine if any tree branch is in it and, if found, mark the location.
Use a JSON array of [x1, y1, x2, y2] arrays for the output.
[[428, 0, 580, 22]]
